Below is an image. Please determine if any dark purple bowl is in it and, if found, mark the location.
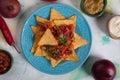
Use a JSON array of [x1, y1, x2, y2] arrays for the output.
[[0, 50, 13, 74]]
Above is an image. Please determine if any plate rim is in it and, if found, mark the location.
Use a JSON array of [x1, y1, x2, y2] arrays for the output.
[[20, 3, 92, 75]]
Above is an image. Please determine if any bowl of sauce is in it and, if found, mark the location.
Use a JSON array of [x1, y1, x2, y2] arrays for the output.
[[0, 50, 13, 74], [80, 0, 107, 17], [107, 15, 120, 39]]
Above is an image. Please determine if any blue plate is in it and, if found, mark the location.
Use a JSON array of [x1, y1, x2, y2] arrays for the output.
[[21, 3, 92, 75]]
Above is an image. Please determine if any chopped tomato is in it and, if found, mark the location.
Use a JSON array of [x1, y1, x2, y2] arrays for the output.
[[38, 22, 52, 31], [62, 54, 68, 59], [41, 24, 74, 60]]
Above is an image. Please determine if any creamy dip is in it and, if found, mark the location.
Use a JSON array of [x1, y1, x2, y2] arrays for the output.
[[108, 16, 120, 38]]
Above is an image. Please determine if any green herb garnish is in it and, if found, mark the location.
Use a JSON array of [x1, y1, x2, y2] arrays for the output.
[[45, 49, 52, 56], [54, 48, 60, 54], [59, 34, 67, 45], [44, 45, 53, 56], [45, 45, 52, 49], [65, 40, 70, 45]]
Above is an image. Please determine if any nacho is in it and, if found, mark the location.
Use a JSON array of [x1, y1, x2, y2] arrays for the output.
[[53, 19, 74, 27], [34, 29, 58, 56], [69, 15, 76, 30], [73, 33, 88, 49], [36, 16, 49, 23], [53, 15, 76, 31], [31, 26, 40, 34], [34, 47, 47, 56], [50, 8, 65, 21], [31, 31, 44, 52], [66, 50, 79, 61], [38, 29, 58, 46], [51, 58, 63, 67]]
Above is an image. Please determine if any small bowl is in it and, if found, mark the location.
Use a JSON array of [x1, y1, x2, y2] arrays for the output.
[[107, 15, 120, 39], [0, 50, 13, 74], [80, 0, 107, 17]]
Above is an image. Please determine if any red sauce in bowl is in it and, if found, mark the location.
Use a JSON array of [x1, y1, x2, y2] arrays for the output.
[[0, 50, 12, 74]]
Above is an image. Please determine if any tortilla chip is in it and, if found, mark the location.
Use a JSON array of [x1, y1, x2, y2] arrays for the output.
[[65, 50, 79, 61], [51, 58, 63, 67], [46, 55, 51, 60], [36, 16, 53, 30], [38, 29, 58, 46], [31, 26, 40, 35], [36, 16, 49, 23], [50, 8, 65, 21], [31, 31, 44, 52], [73, 33, 88, 49], [69, 15, 76, 30], [34, 47, 47, 56], [69, 15, 76, 21], [53, 19, 74, 27]]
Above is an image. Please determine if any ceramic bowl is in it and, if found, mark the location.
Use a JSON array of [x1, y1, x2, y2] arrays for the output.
[[0, 50, 13, 74], [80, 0, 107, 17]]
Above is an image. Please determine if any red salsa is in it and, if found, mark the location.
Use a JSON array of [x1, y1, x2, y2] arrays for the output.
[[0, 50, 12, 74], [39, 23, 74, 60]]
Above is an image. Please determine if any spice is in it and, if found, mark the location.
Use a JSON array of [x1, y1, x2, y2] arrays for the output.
[[83, 0, 104, 14]]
